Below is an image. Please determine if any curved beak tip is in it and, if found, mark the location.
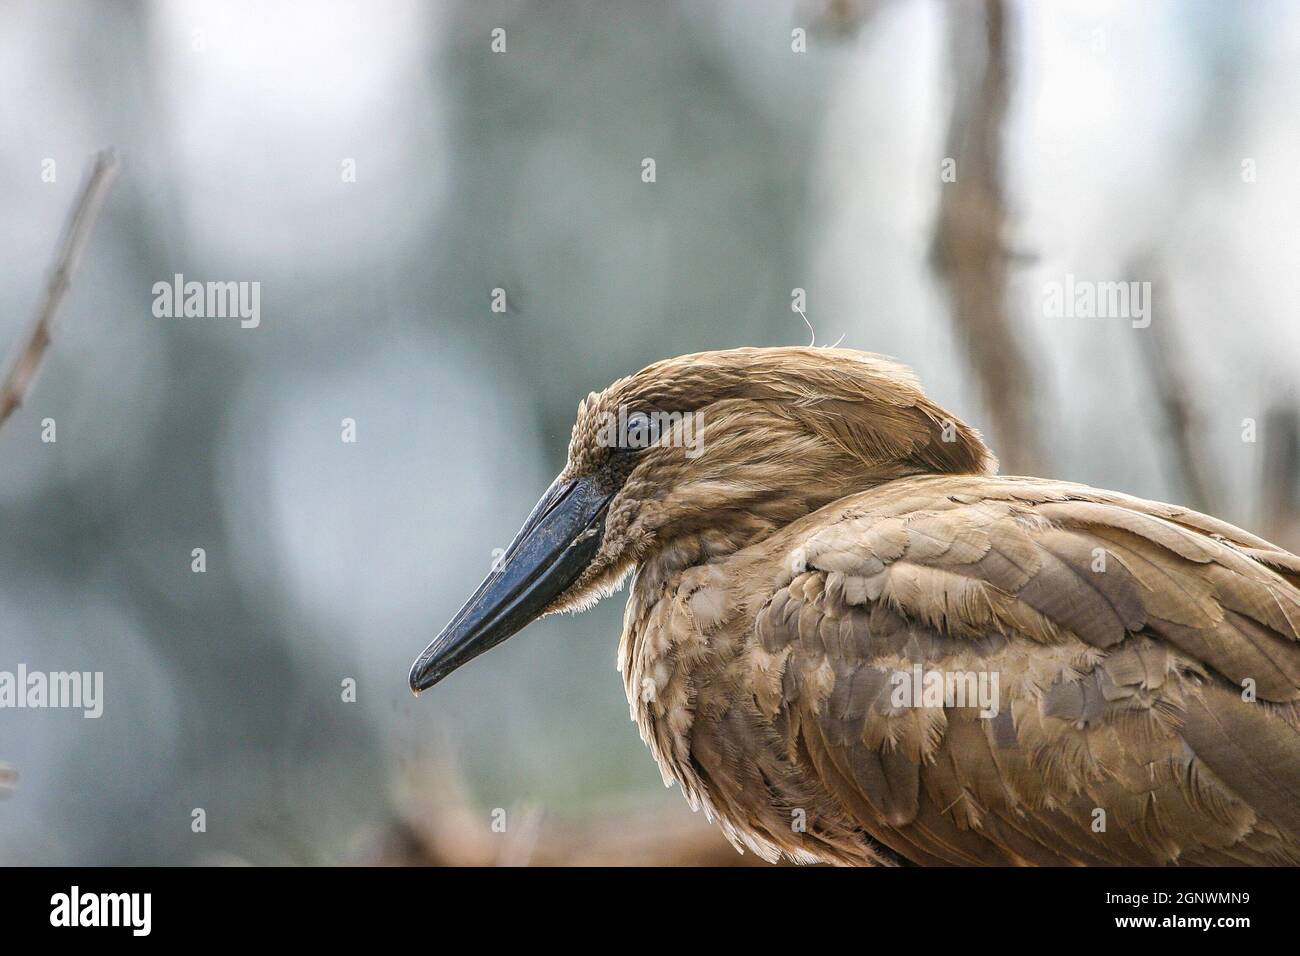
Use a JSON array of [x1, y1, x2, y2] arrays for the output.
[[408, 655, 440, 695], [406, 473, 612, 700]]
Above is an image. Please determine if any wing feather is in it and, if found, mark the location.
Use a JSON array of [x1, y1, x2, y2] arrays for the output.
[[760, 475, 1300, 864]]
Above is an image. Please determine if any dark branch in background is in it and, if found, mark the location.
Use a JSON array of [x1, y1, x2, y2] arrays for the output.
[[1130, 259, 1220, 516], [0, 149, 119, 429], [1261, 403, 1300, 551], [931, 0, 1044, 474]]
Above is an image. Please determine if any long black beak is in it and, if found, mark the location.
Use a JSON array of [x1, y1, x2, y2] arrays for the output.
[[409, 473, 612, 693]]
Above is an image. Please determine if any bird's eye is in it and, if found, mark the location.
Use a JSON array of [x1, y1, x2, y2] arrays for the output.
[[623, 410, 664, 451], [625, 411, 651, 447], [597, 408, 664, 455]]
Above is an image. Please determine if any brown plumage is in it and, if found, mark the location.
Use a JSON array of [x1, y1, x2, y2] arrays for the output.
[[411, 347, 1300, 866]]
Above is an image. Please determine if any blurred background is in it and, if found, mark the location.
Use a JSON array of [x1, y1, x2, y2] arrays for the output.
[[1, 0, 1297, 865]]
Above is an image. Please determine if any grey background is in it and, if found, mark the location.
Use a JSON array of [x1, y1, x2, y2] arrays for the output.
[[0, 0, 1297, 864]]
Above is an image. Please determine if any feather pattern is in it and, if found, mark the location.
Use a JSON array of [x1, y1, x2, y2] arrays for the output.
[[539, 347, 1300, 865], [622, 473, 1300, 865]]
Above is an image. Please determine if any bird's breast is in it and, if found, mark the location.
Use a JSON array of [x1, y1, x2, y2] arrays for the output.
[[619, 564, 749, 797]]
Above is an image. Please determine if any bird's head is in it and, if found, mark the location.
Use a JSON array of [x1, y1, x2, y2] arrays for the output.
[[409, 346, 995, 692]]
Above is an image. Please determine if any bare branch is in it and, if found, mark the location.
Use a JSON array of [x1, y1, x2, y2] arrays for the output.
[[931, 0, 1045, 475], [1130, 260, 1220, 515], [1261, 402, 1300, 550], [0, 149, 119, 428]]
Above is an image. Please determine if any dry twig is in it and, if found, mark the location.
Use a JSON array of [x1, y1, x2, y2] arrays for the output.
[[0, 149, 119, 427], [0, 150, 116, 801]]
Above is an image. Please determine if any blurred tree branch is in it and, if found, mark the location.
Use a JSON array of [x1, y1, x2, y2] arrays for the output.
[[1261, 403, 1300, 551], [931, 0, 1044, 475], [1130, 260, 1219, 515], [378, 745, 783, 867], [0, 149, 119, 428], [0, 149, 116, 801]]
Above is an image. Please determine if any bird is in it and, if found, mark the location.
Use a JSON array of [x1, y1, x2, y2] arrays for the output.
[[409, 346, 1300, 866]]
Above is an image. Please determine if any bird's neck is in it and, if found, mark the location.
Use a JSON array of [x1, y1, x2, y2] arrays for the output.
[[631, 474, 886, 595]]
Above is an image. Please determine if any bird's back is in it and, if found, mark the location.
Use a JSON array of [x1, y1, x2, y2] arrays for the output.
[[619, 473, 1300, 866]]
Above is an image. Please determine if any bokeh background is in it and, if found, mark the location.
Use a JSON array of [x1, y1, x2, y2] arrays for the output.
[[1, 0, 1298, 865]]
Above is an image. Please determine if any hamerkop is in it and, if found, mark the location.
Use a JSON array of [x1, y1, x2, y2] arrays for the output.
[[410, 347, 1300, 866]]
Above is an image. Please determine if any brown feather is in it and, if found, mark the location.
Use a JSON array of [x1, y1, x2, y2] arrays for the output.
[[537, 348, 1300, 865]]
